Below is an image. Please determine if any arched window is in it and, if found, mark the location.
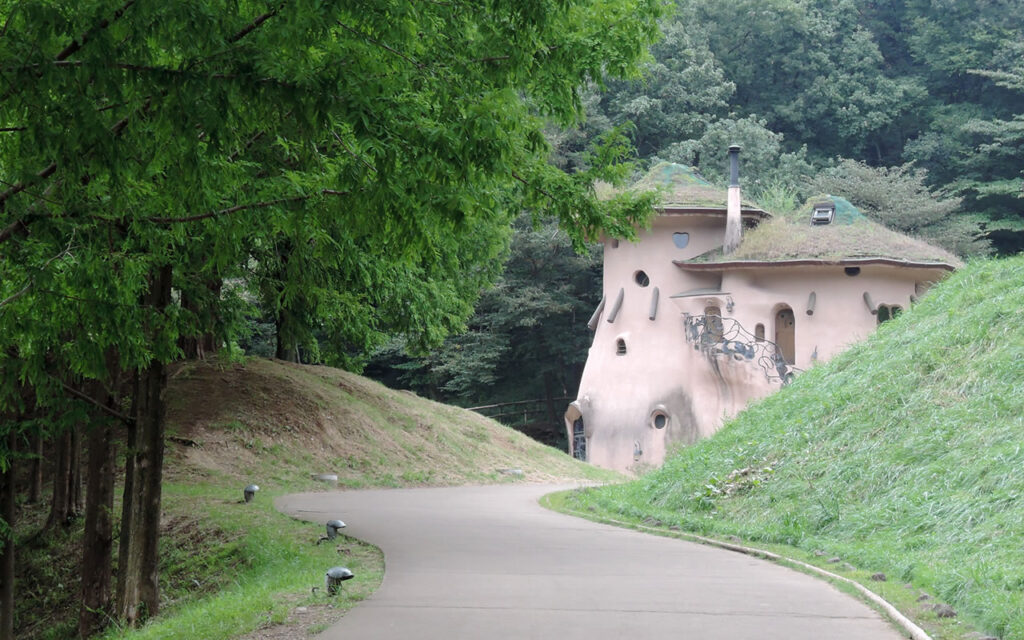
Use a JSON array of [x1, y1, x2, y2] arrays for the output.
[[616, 338, 627, 355], [754, 323, 765, 342], [704, 306, 723, 343]]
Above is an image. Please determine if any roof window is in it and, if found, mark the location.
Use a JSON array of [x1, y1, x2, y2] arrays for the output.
[[811, 202, 835, 225]]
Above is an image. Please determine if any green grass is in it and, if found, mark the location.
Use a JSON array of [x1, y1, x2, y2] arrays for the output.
[[560, 256, 1024, 640], [95, 481, 383, 640]]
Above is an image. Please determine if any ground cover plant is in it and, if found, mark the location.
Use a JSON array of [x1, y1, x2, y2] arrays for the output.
[[563, 256, 1024, 639], [12, 357, 620, 639]]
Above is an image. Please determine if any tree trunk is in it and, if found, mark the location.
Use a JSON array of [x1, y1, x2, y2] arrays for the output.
[[275, 311, 299, 363], [71, 424, 83, 514], [80, 418, 116, 638], [80, 355, 122, 638], [27, 433, 42, 504], [1, 431, 16, 640], [116, 265, 171, 627], [178, 279, 222, 360], [46, 429, 76, 529]]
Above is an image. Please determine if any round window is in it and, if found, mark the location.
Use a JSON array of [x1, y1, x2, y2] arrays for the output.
[[651, 412, 668, 429], [634, 270, 650, 287]]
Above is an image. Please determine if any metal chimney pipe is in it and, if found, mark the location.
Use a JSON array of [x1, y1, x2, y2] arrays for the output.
[[724, 145, 742, 255], [728, 144, 740, 187]]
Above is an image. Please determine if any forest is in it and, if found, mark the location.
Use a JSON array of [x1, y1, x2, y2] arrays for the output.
[[0, 0, 1022, 638], [368, 0, 1024, 435]]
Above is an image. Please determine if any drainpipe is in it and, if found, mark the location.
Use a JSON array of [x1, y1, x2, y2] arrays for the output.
[[724, 145, 742, 255]]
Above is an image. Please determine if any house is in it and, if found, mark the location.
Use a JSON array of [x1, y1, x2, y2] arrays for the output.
[[565, 148, 959, 472]]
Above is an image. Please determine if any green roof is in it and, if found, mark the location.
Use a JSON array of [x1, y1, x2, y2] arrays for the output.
[[696, 195, 961, 266]]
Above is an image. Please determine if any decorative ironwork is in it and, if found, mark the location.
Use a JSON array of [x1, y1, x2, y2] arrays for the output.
[[683, 313, 800, 384]]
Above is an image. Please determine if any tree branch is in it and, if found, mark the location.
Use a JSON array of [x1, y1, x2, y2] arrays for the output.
[[0, 235, 74, 309], [337, 21, 425, 69], [227, 5, 281, 44], [55, 0, 135, 61], [52, 376, 134, 425], [0, 162, 57, 211], [511, 171, 558, 202], [147, 189, 350, 224]]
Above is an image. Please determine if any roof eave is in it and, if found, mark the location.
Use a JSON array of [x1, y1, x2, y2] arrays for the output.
[[673, 257, 958, 272]]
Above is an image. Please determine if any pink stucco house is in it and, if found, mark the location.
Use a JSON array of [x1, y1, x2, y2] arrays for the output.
[[565, 149, 959, 472]]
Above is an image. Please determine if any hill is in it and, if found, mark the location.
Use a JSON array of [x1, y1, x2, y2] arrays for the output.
[[164, 358, 618, 488], [563, 256, 1024, 640], [16, 359, 618, 640]]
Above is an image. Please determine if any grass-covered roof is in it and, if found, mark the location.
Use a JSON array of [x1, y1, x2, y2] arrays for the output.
[[600, 162, 765, 212], [690, 195, 961, 267]]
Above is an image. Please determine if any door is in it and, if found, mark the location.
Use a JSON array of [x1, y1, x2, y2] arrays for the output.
[[775, 307, 795, 365]]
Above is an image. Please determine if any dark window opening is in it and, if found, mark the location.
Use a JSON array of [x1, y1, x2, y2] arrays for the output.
[[616, 338, 627, 355], [652, 413, 667, 429], [634, 270, 650, 287], [572, 418, 587, 461], [672, 232, 690, 248], [610, 239, 620, 248], [844, 267, 861, 277], [755, 323, 765, 342], [877, 304, 903, 325]]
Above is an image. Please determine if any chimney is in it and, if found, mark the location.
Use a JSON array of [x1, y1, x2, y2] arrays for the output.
[[724, 145, 742, 255]]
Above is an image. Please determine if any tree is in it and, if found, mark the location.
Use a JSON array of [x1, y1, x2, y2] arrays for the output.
[[807, 158, 989, 257], [365, 213, 603, 444], [0, 0, 661, 634]]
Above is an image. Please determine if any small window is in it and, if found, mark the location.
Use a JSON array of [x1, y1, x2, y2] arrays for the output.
[[610, 239, 620, 248], [634, 270, 650, 287], [651, 412, 668, 429], [844, 267, 861, 277], [754, 323, 765, 342], [877, 304, 903, 325], [616, 338, 627, 355], [811, 202, 836, 225], [672, 232, 690, 248]]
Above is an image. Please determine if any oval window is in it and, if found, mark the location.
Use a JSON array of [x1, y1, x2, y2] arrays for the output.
[[844, 267, 861, 277], [672, 232, 690, 249], [651, 412, 668, 429], [634, 270, 650, 287]]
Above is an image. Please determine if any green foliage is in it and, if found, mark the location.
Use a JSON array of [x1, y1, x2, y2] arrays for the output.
[[567, 256, 1024, 639], [653, 116, 813, 193], [0, 0, 663, 456], [807, 159, 989, 257], [367, 214, 601, 410], [572, 0, 1024, 251]]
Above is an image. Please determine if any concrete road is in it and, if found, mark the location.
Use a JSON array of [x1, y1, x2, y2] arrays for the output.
[[278, 484, 905, 640]]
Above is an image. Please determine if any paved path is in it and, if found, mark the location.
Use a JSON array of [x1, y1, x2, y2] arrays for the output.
[[277, 484, 904, 640]]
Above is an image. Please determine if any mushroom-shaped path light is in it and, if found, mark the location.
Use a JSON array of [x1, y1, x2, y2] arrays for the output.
[[326, 519, 346, 540], [243, 484, 259, 503], [324, 566, 354, 595]]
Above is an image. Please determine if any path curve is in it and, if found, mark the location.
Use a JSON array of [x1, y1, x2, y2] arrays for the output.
[[277, 484, 903, 640]]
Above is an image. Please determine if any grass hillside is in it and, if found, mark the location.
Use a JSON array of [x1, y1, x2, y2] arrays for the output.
[[18, 358, 618, 640], [564, 256, 1024, 640], [164, 358, 618, 488]]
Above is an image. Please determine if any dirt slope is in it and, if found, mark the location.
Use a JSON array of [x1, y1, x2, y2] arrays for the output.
[[165, 357, 620, 488]]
